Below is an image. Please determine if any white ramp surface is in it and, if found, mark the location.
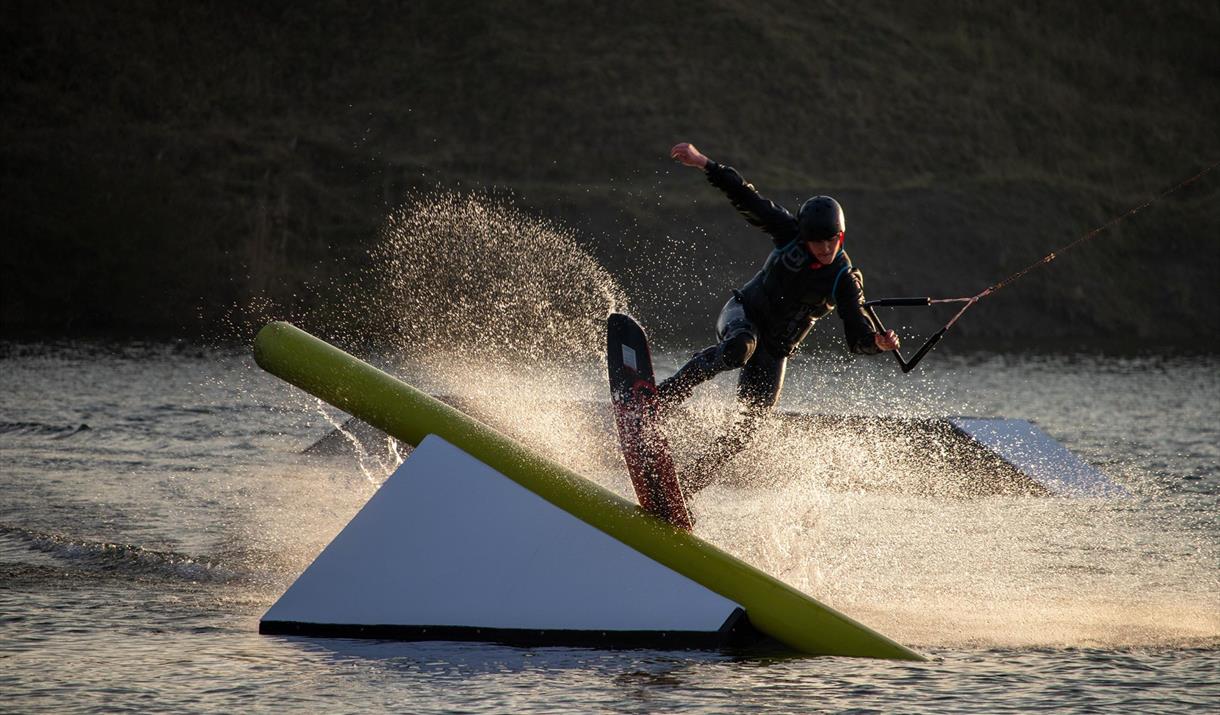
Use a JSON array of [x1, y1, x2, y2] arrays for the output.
[[947, 417, 1127, 497], [263, 435, 741, 635]]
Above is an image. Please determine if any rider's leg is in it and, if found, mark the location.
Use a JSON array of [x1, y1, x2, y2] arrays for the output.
[[656, 295, 758, 409], [680, 344, 787, 498]]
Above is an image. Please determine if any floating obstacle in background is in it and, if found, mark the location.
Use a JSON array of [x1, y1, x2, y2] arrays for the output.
[[309, 407, 1127, 499], [254, 321, 923, 660], [944, 417, 1126, 497]]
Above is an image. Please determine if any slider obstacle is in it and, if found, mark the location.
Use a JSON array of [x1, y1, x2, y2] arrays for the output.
[[254, 321, 923, 661]]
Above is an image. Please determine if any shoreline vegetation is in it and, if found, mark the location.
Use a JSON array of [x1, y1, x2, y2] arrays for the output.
[[3, 2, 1217, 348]]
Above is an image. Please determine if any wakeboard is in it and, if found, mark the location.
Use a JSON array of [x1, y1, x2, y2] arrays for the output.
[[606, 313, 693, 531]]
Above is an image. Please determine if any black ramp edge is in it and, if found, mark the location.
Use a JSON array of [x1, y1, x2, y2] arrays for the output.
[[260, 616, 775, 651]]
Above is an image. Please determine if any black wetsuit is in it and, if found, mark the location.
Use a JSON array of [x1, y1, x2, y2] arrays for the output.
[[658, 160, 882, 489]]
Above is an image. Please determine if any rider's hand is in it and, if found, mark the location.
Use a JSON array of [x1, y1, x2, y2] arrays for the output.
[[670, 142, 709, 169], [874, 330, 901, 352]]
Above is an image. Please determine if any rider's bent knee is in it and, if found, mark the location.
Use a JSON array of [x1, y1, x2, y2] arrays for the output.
[[718, 332, 756, 368]]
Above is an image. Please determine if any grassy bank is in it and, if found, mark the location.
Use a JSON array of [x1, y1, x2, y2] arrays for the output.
[[2, 1, 1217, 347]]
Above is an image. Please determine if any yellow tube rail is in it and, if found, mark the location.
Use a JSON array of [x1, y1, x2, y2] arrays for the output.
[[254, 321, 924, 661]]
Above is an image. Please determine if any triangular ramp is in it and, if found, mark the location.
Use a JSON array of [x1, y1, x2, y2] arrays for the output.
[[262, 435, 755, 648]]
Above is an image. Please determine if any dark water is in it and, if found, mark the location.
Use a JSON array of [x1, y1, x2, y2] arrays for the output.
[[2, 342, 1217, 713]]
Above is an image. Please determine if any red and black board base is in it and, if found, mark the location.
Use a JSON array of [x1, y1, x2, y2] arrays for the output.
[[606, 313, 693, 531]]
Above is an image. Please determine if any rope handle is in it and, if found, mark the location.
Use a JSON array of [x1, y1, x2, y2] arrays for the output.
[[863, 293, 985, 373]]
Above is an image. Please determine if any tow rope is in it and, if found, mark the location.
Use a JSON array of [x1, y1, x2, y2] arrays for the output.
[[866, 161, 1219, 373]]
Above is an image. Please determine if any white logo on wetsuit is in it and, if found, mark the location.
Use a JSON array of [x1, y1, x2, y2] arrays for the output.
[[779, 242, 807, 272]]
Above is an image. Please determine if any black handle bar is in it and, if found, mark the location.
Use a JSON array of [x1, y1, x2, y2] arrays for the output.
[[863, 297, 932, 308], [864, 303, 941, 374]]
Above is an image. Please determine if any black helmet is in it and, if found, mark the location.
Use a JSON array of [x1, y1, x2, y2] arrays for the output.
[[797, 196, 845, 242]]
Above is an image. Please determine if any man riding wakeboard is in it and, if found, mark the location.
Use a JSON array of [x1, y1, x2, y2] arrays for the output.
[[659, 142, 901, 494]]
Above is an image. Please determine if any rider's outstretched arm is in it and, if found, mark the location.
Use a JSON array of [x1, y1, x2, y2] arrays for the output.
[[671, 143, 799, 246]]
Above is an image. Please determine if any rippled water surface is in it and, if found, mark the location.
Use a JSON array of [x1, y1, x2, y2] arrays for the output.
[[2, 342, 1217, 713]]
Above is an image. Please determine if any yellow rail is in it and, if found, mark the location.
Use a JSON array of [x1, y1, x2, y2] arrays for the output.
[[255, 321, 924, 661]]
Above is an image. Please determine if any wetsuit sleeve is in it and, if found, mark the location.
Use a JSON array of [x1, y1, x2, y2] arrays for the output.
[[835, 267, 882, 355], [705, 160, 800, 246]]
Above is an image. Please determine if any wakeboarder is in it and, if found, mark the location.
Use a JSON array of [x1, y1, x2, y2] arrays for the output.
[[660, 142, 901, 493]]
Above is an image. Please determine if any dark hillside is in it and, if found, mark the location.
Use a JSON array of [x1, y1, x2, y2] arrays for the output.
[[2, 1, 1217, 346]]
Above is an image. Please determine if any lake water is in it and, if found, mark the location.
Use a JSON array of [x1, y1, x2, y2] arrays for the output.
[[2, 340, 1217, 713]]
